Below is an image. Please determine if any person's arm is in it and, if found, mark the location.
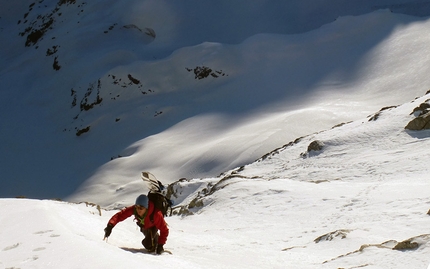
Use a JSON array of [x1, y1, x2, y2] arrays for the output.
[[104, 206, 134, 239], [108, 206, 135, 226], [153, 211, 169, 245]]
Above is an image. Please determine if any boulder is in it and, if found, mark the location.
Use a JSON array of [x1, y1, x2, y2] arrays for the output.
[[405, 111, 430, 130], [308, 140, 324, 152]]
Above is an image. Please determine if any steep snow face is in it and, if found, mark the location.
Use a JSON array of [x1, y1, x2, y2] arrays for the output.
[[0, 93, 429, 269], [1, 2, 429, 268], [67, 10, 430, 206], [1, 0, 430, 201]]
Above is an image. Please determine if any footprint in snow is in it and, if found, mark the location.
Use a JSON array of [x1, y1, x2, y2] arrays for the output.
[[2, 243, 20, 251], [34, 230, 54, 234]]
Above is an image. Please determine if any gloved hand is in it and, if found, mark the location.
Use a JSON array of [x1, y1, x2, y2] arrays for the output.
[[104, 224, 114, 239], [156, 244, 164, 254]]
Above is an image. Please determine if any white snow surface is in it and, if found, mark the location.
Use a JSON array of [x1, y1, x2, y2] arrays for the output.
[[1, 95, 430, 268], [68, 7, 430, 205], [1, 0, 430, 268]]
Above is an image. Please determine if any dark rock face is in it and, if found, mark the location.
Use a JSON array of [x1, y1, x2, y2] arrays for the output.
[[405, 101, 430, 130], [307, 140, 324, 152]]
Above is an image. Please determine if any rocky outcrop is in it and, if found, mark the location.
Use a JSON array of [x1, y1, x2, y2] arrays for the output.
[[405, 101, 430, 130], [322, 234, 430, 264], [368, 106, 397, 121], [314, 230, 350, 243], [186, 66, 227, 79], [300, 140, 324, 158], [405, 112, 430, 130], [307, 140, 324, 152]]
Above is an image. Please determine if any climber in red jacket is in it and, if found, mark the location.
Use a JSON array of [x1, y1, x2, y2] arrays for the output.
[[103, 194, 169, 254]]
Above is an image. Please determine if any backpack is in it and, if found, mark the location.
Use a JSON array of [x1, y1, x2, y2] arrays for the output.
[[141, 172, 173, 222]]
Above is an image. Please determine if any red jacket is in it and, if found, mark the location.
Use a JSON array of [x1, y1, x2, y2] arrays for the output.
[[108, 201, 169, 245]]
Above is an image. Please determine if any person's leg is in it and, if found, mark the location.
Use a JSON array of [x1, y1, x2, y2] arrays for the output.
[[141, 227, 158, 251]]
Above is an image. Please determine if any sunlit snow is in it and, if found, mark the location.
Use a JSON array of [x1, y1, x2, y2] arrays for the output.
[[1, 0, 430, 268]]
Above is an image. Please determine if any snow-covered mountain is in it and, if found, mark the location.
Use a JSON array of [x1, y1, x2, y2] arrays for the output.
[[1, 91, 429, 268], [2, 0, 430, 200], [1, 1, 430, 268]]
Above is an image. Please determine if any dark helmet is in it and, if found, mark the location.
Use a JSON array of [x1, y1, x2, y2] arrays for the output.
[[135, 194, 148, 208]]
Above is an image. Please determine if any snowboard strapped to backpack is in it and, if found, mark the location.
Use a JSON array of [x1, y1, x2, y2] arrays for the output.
[[141, 172, 173, 222]]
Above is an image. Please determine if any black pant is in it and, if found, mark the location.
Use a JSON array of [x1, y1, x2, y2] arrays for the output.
[[141, 226, 159, 251]]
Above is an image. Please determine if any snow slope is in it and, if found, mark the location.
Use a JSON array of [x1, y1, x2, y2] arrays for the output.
[[1, 1, 430, 268], [68, 9, 430, 206], [1, 0, 430, 200], [1, 92, 429, 268]]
